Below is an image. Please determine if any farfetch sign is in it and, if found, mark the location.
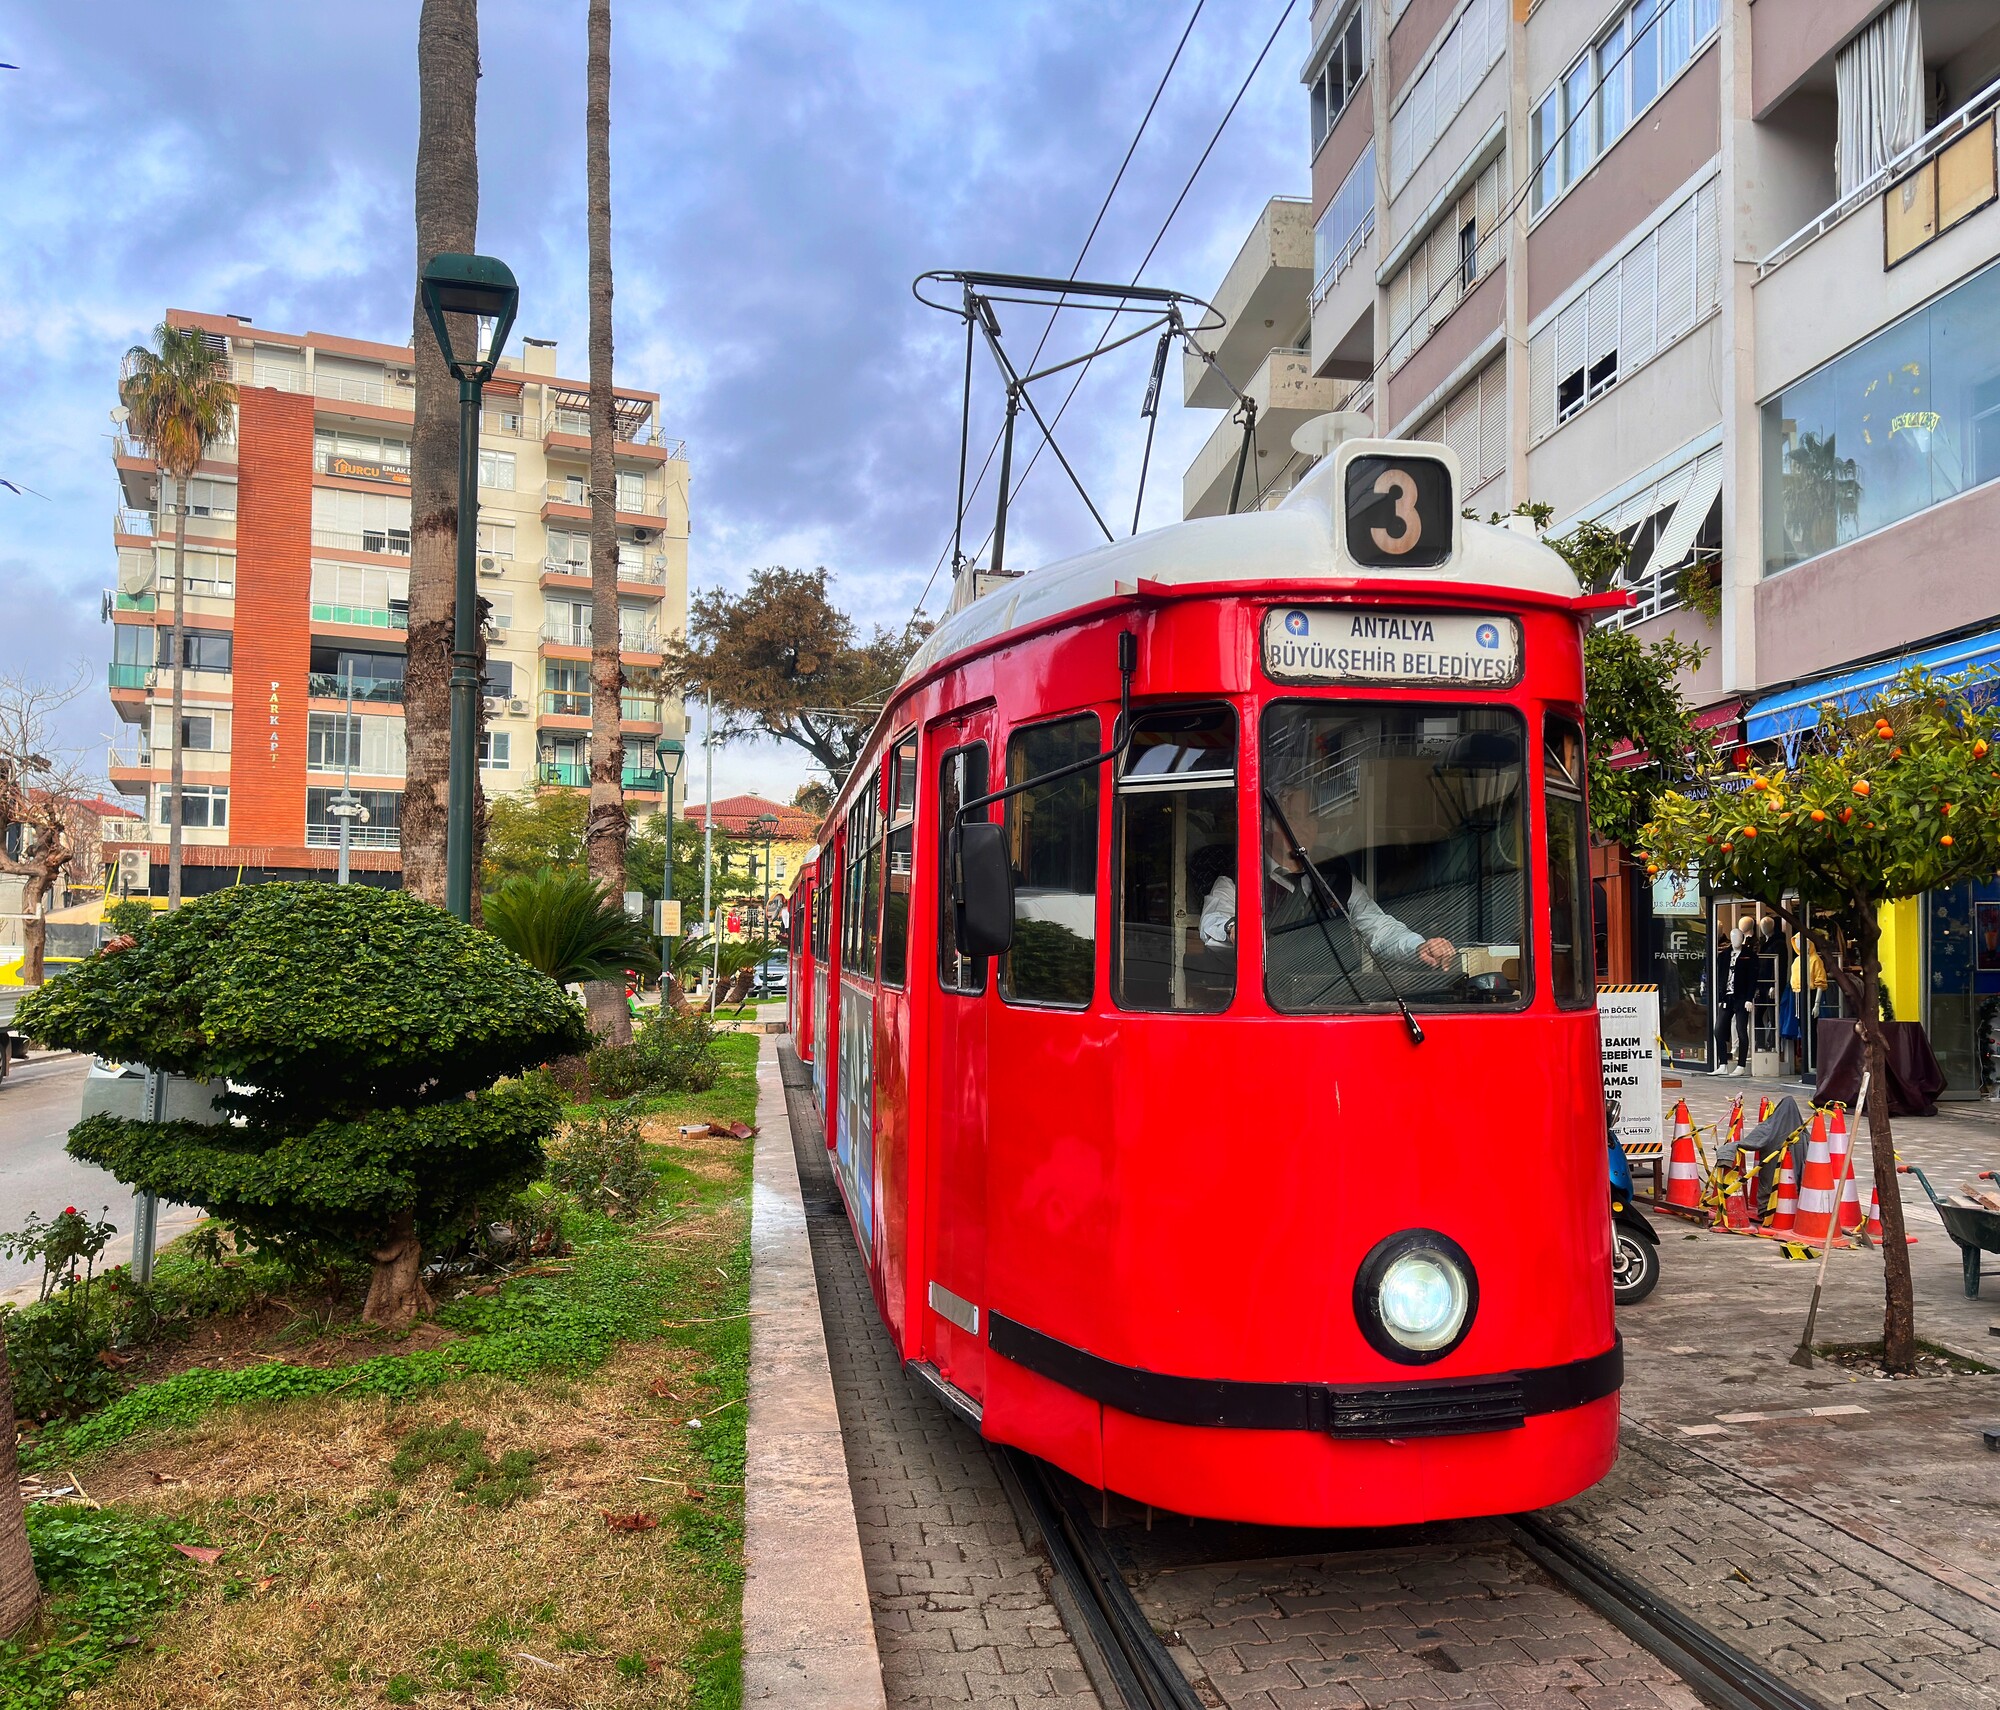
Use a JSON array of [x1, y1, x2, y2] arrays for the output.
[[1261, 608, 1522, 687]]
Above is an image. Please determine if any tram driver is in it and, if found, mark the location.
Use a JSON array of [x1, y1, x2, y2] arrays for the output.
[[1197, 793, 1458, 970]]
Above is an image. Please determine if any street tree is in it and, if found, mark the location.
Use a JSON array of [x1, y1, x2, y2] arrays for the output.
[[792, 779, 833, 818], [484, 791, 744, 911], [15, 884, 586, 1330], [1640, 665, 2000, 1373], [403, 0, 483, 905], [484, 867, 657, 989], [661, 566, 929, 783], [0, 672, 96, 986], [118, 324, 234, 910]]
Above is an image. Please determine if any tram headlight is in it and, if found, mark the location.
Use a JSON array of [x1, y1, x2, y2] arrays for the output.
[[1353, 1231, 1478, 1365]]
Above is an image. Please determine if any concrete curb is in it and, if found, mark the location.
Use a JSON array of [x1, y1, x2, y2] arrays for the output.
[[741, 1033, 887, 1708]]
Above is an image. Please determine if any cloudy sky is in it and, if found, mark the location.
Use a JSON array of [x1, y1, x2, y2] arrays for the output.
[[0, 0, 1305, 806]]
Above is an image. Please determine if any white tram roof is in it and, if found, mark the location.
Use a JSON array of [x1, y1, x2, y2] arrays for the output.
[[901, 438, 1580, 688]]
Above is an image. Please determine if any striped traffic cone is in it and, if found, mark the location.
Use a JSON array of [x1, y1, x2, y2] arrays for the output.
[[1665, 1101, 1703, 1209], [1828, 1109, 1866, 1235], [1768, 1142, 1798, 1234], [1793, 1113, 1838, 1243], [1757, 1096, 1773, 1124], [1862, 1183, 1919, 1245]]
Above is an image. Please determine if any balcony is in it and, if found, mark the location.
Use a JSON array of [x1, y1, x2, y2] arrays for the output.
[[307, 672, 404, 703], [109, 663, 151, 690], [107, 589, 155, 613], [1182, 197, 1314, 407], [538, 619, 664, 655], [537, 690, 664, 722], [113, 507, 155, 539], [311, 527, 410, 558], [305, 824, 401, 849], [1310, 215, 1375, 381], [537, 760, 588, 786], [539, 554, 669, 588], [312, 602, 408, 631], [1183, 349, 1349, 519]]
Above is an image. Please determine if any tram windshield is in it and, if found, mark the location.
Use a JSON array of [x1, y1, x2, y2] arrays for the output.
[[1261, 703, 1527, 1012]]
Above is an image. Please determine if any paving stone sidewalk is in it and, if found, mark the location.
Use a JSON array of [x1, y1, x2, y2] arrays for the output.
[[780, 1048, 1098, 1707]]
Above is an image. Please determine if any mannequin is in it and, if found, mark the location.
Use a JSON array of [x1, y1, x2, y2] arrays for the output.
[[1714, 924, 1759, 1075]]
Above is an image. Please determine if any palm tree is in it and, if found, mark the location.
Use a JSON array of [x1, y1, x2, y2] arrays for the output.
[[484, 866, 657, 989], [403, 0, 482, 906], [0, 1321, 39, 1638], [119, 325, 234, 910], [1783, 430, 1861, 562], [583, 0, 630, 1032]]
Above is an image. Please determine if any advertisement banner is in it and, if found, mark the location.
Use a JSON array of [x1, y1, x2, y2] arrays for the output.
[[1597, 985, 1662, 1155]]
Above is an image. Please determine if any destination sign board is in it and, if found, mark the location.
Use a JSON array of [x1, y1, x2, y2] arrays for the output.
[[1261, 608, 1522, 687]]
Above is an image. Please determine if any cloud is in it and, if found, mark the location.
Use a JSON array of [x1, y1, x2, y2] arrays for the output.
[[0, 0, 1304, 803]]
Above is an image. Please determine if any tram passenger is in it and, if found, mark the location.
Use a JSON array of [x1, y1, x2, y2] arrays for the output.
[[1197, 798, 1456, 969]]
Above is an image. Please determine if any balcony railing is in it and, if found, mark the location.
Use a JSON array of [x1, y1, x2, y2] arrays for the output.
[[107, 744, 150, 770], [109, 590, 155, 613], [543, 480, 670, 517], [537, 760, 588, 786], [1313, 207, 1374, 303], [311, 527, 410, 557], [539, 554, 668, 585], [307, 672, 404, 702], [114, 507, 155, 537], [305, 824, 401, 849], [1760, 73, 2000, 276], [537, 690, 664, 721], [109, 663, 150, 690], [624, 765, 663, 791], [539, 620, 663, 653], [312, 602, 408, 630]]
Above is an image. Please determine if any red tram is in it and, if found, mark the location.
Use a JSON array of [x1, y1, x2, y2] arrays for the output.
[[784, 435, 1621, 1526]]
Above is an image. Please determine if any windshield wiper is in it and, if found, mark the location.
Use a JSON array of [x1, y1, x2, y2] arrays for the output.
[[1261, 790, 1425, 1046]]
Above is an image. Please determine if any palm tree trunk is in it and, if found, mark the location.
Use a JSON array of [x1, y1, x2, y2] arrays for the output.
[[583, 0, 630, 1043], [167, 476, 187, 909], [403, 0, 481, 906], [0, 1319, 41, 1639]]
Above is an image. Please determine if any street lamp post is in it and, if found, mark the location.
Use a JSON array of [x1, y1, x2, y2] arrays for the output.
[[419, 252, 520, 922], [655, 733, 685, 982]]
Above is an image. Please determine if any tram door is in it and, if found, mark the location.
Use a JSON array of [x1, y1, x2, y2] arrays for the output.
[[925, 720, 994, 1403]]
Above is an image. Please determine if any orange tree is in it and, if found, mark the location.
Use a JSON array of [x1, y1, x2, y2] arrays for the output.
[[1639, 665, 2000, 1371]]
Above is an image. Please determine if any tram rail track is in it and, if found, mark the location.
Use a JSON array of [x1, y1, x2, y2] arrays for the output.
[[1002, 1446, 1830, 1710]]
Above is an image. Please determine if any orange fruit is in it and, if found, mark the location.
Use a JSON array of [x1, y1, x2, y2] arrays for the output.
[[1853, 780, 1871, 797], [1941, 834, 1954, 847], [1841, 807, 1854, 822], [1752, 777, 1769, 791], [1721, 842, 1733, 853], [1975, 740, 1989, 758], [1942, 802, 1953, 815], [1742, 826, 1757, 839], [1810, 809, 1826, 822]]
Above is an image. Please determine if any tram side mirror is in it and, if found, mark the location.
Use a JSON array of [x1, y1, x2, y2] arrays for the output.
[[953, 821, 1014, 960]]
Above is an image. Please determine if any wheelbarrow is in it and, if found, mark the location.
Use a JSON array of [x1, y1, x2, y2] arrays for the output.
[[1899, 1165, 2000, 1297]]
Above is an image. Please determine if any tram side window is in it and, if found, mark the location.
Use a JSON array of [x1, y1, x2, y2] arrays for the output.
[[1261, 703, 1528, 1013], [1114, 706, 1237, 1013], [813, 861, 832, 960], [861, 783, 883, 978], [1546, 714, 1595, 1008], [880, 733, 918, 989], [938, 741, 990, 993], [842, 781, 877, 977], [1002, 715, 1099, 1008]]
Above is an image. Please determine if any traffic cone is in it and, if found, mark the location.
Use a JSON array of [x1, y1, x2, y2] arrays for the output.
[[1757, 1096, 1773, 1124], [1794, 1113, 1838, 1243], [1836, 1164, 1865, 1238], [1726, 1098, 1745, 1151], [1864, 1185, 1882, 1245], [1665, 1101, 1702, 1209], [1827, 1105, 1852, 1185], [1769, 1142, 1798, 1235]]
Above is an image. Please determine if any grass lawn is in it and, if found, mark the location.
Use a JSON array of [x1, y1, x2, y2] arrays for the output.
[[2, 1031, 763, 1709]]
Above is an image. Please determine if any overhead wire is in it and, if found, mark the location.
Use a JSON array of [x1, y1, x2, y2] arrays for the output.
[[909, 0, 1210, 622], [958, 0, 1299, 571]]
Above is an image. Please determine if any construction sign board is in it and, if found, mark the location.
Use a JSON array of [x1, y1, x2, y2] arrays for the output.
[[1596, 985, 1662, 1155]]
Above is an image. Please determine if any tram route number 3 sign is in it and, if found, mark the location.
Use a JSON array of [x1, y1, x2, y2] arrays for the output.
[[1596, 986, 1662, 1156], [1344, 453, 1453, 568], [1261, 607, 1522, 687]]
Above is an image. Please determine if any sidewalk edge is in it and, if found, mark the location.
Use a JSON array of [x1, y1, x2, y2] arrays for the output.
[[741, 1033, 887, 1708]]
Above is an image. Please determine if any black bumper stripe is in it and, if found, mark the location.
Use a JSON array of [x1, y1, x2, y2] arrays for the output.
[[986, 1313, 1622, 1439]]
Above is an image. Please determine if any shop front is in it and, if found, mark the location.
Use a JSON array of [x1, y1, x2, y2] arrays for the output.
[[1925, 879, 2000, 1101]]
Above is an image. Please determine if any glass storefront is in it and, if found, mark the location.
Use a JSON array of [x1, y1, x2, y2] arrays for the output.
[[1762, 256, 2000, 575], [1649, 866, 1711, 1068], [1925, 879, 2000, 1101]]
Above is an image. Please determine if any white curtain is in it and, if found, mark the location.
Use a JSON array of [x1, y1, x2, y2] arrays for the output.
[[1836, 0, 1924, 196]]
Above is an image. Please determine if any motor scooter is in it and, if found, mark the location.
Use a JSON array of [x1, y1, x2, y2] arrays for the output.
[[1608, 1121, 1661, 1305]]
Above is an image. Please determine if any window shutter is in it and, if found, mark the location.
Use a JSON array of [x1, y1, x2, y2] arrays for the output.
[[1555, 298, 1587, 386], [1478, 359, 1507, 485], [1620, 231, 1658, 369], [1655, 199, 1696, 339], [1696, 179, 1722, 315], [1588, 271, 1620, 375], [1529, 326, 1555, 441], [1476, 160, 1501, 271], [1444, 383, 1479, 474]]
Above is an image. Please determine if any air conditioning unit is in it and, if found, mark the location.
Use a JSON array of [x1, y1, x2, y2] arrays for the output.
[[483, 695, 502, 714], [508, 698, 528, 717], [478, 556, 502, 576]]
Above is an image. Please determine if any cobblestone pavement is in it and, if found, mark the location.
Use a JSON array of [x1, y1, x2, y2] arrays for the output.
[[1112, 1512, 1702, 1710], [780, 1049, 1099, 1707]]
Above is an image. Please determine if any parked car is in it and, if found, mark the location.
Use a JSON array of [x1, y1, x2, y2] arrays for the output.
[[753, 954, 788, 998]]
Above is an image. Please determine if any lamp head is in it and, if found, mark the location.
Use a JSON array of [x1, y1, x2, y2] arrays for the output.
[[655, 734, 685, 779], [420, 253, 520, 383]]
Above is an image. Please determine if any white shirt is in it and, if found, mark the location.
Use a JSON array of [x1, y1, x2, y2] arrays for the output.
[[1199, 867, 1426, 962]]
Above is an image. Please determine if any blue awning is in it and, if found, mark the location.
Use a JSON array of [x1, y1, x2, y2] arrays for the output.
[[1745, 626, 2000, 744]]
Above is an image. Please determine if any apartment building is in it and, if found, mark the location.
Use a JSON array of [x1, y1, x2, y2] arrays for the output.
[[105, 310, 689, 891], [1186, 0, 2000, 1089]]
